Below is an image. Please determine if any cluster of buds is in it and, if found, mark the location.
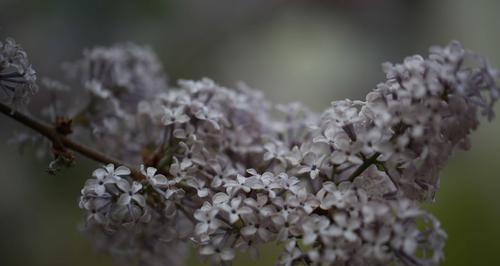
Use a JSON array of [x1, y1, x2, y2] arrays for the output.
[[1, 38, 498, 265]]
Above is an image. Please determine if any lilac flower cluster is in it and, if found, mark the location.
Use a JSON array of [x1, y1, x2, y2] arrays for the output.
[[67, 42, 167, 100], [61, 43, 169, 160], [0, 38, 37, 109], [79, 164, 189, 265], [77, 42, 499, 265]]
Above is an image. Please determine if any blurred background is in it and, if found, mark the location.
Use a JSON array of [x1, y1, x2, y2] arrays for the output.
[[1, 0, 499, 265]]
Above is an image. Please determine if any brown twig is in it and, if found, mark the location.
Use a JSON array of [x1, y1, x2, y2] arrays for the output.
[[0, 102, 144, 180]]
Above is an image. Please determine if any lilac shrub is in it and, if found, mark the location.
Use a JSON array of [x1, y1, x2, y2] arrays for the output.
[[1, 38, 498, 266]]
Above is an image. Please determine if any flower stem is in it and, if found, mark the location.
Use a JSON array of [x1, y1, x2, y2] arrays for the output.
[[347, 152, 381, 181]]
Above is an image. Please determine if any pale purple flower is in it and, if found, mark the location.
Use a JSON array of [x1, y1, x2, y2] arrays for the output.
[[360, 226, 392, 261], [141, 164, 169, 187], [169, 157, 190, 182], [330, 212, 361, 242], [179, 141, 206, 169], [186, 178, 210, 198], [391, 222, 419, 255], [276, 173, 302, 194], [240, 214, 274, 242], [116, 180, 146, 207], [263, 142, 288, 164], [194, 208, 222, 236], [297, 152, 325, 179], [330, 136, 363, 165], [272, 213, 301, 242], [278, 240, 303, 266], [161, 106, 190, 126], [302, 216, 331, 245], [220, 196, 253, 224], [84, 164, 130, 195], [93, 163, 131, 182], [82, 200, 108, 224], [244, 193, 275, 217], [206, 158, 236, 188], [307, 245, 346, 265], [245, 169, 281, 198], [224, 174, 252, 195], [199, 244, 235, 263], [287, 188, 319, 214]]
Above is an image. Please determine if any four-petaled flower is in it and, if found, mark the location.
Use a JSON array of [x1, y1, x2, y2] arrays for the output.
[[116, 180, 146, 207], [161, 106, 190, 126]]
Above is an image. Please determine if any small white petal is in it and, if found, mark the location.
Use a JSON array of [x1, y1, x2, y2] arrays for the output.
[[117, 193, 131, 206], [220, 249, 235, 261], [114, 166, 131, 176]]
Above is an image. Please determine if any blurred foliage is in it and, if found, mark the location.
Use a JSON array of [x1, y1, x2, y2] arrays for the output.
[[1, 0, 499, 265]]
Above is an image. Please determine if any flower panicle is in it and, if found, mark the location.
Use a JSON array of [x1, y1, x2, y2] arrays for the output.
[[71, 41, 500, 265], [2, 37, 497, 266]]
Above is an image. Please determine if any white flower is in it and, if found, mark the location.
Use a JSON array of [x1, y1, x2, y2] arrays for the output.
[[84, 80, 110, 98], [224, 174, 252, 195], [179, 141, 206, 169], [206, 158, 236, 188], [317, 182, 355, 210], [313, 125, 342, 146], [168, 157, 190, 182], [220, 196, 252, 224], [330, 211, 361, 242], [140, 165, 169, 187], [302, 216, 331, 245], [277, 173, 302, 195], [288, 189, 320, 214], [272, 213, 301, 242], [307, 246, 345, 265], [173, 123, 196, 139], [391, 222, 419, 255], [263, 141, 288, 164], [84, 164, 130, 195], [360, 226, 392, 261], [160, 106, 190, 126], [186, 177, 210, 198], [244, 193, 275, 217], [192, 103, 223, 130], [297, 152, 325, 179], [82, 200, 108, 224], [199, 244, 235, 263], [240, 213, 274, 242], [278, 240, 302, 266], [93, 164, 130, 182], [285, 145, 304, 166], [234, 237, 260, 259], [116, 180, 146, 207], [330, 136, 363, 165], [194, 208, 222, 236], [245, 169, 281, 198]]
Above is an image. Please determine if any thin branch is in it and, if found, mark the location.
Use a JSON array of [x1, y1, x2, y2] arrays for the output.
[[346, 122, 410, 182], [347, 152, 381, 182], [0, 101, 144, 180]]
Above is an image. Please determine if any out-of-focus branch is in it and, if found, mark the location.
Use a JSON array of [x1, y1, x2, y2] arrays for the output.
[[0, 102, 144, 180]]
